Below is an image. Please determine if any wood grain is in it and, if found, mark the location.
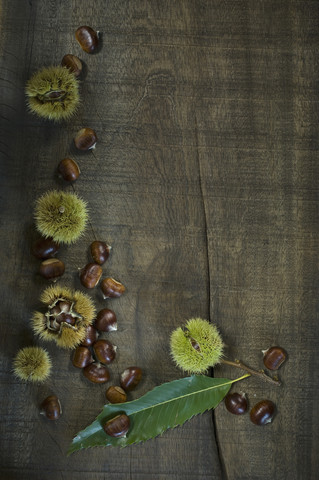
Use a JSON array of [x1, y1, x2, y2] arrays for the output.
[[0, 1, 318, 479]]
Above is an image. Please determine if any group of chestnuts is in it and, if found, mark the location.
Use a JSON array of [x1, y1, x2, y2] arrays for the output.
[[33, 235, 125, 300], [26, 26, 100, 121], [224, 346, 286, 425], [25, 26, 141, 440], [72, 305, 142, 390], [34, 199, 140, 438]]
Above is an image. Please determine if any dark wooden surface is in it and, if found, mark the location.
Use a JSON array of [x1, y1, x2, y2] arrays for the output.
[[0, 1, 318, 479]]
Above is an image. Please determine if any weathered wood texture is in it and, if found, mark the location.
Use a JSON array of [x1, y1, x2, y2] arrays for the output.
[[0, 1, 318, 479]]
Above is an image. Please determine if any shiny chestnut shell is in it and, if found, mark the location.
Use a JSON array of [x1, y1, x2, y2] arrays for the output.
[[72, 346, 94, 368], [90, 241, 111, 265], [39, 258, 65, 279], [83, 362, 110, 384], [55, 312, 76, 327], [106, 386, 127, 404], [61, 54, 82, 77], [75, 26, 99, 53], [250, 400, 276, 426], [32, 237, 59, 259], [58, 158, 80, 182], [79, 263, 102, 288], [93, 339, 116, 365], [94, 308, 117, 332], [81, 325, 99, 347], [103, 414, 130, 438], [224, 392, 248, 415], [74, 128, 97, 150], [100, 277, 125, 298], [120, 367, 142, 392], [263, 346, 287, 370], [40, 395, 62, 420]]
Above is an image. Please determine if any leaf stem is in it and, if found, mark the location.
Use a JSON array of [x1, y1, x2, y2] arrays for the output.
[[221, 359, 281, 386], [229, 373, 251, 384]]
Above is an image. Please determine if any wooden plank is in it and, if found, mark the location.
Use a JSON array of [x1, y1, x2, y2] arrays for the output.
[[199, 2, 319, 479], [0, 1, 222, 479]]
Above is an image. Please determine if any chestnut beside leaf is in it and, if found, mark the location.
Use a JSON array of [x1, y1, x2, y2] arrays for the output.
[[103, 414, 130, 438], [224, 392, 248, 415]]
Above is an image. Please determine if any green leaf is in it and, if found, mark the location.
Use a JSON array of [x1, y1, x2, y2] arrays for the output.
[[68, 374, 249, 454]]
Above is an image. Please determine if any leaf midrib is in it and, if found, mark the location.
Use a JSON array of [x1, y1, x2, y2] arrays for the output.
[[111, 377, 235, 420]]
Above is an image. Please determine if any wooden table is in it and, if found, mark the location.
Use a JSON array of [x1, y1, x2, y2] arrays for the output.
[[1, 1, 318, 478]]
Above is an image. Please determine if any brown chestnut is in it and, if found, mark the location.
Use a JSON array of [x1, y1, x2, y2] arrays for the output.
[[83, 362, 110, 383], [61, 54, 82, 77], [32, 237, 59, 259], [95, 308, 117, 332], [72, 346, 94, 368], [75, 26, 99, 54], [79, 263, 102, 288], [106, 386, 127, 404], [101, 277, 125, 299], [55, 300, 71, 313], [263, 346, 287, 371], [250, 400, 276, 426], [93, 339, 117, 365], [40, 395, 62, 420], [224, 392, 248, 415], [39, 258, 65, 279], [103, 414, 130, 438], [49, 300, 71, 317], [58, 158, 80, 182], [120, 367, 142, 392], [90, 241, 111, 265], [81, 325, 99, 347], [55, 312, 76, 327], [74, 128, 97, 150]]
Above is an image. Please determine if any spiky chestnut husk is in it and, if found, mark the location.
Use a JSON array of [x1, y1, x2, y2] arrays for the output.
[[32, 285, 96, 349], [170, 318, 224, 374], [34, 190, 88, 244], [13, 346, 52, 382], [25, 66, 79, 121]]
